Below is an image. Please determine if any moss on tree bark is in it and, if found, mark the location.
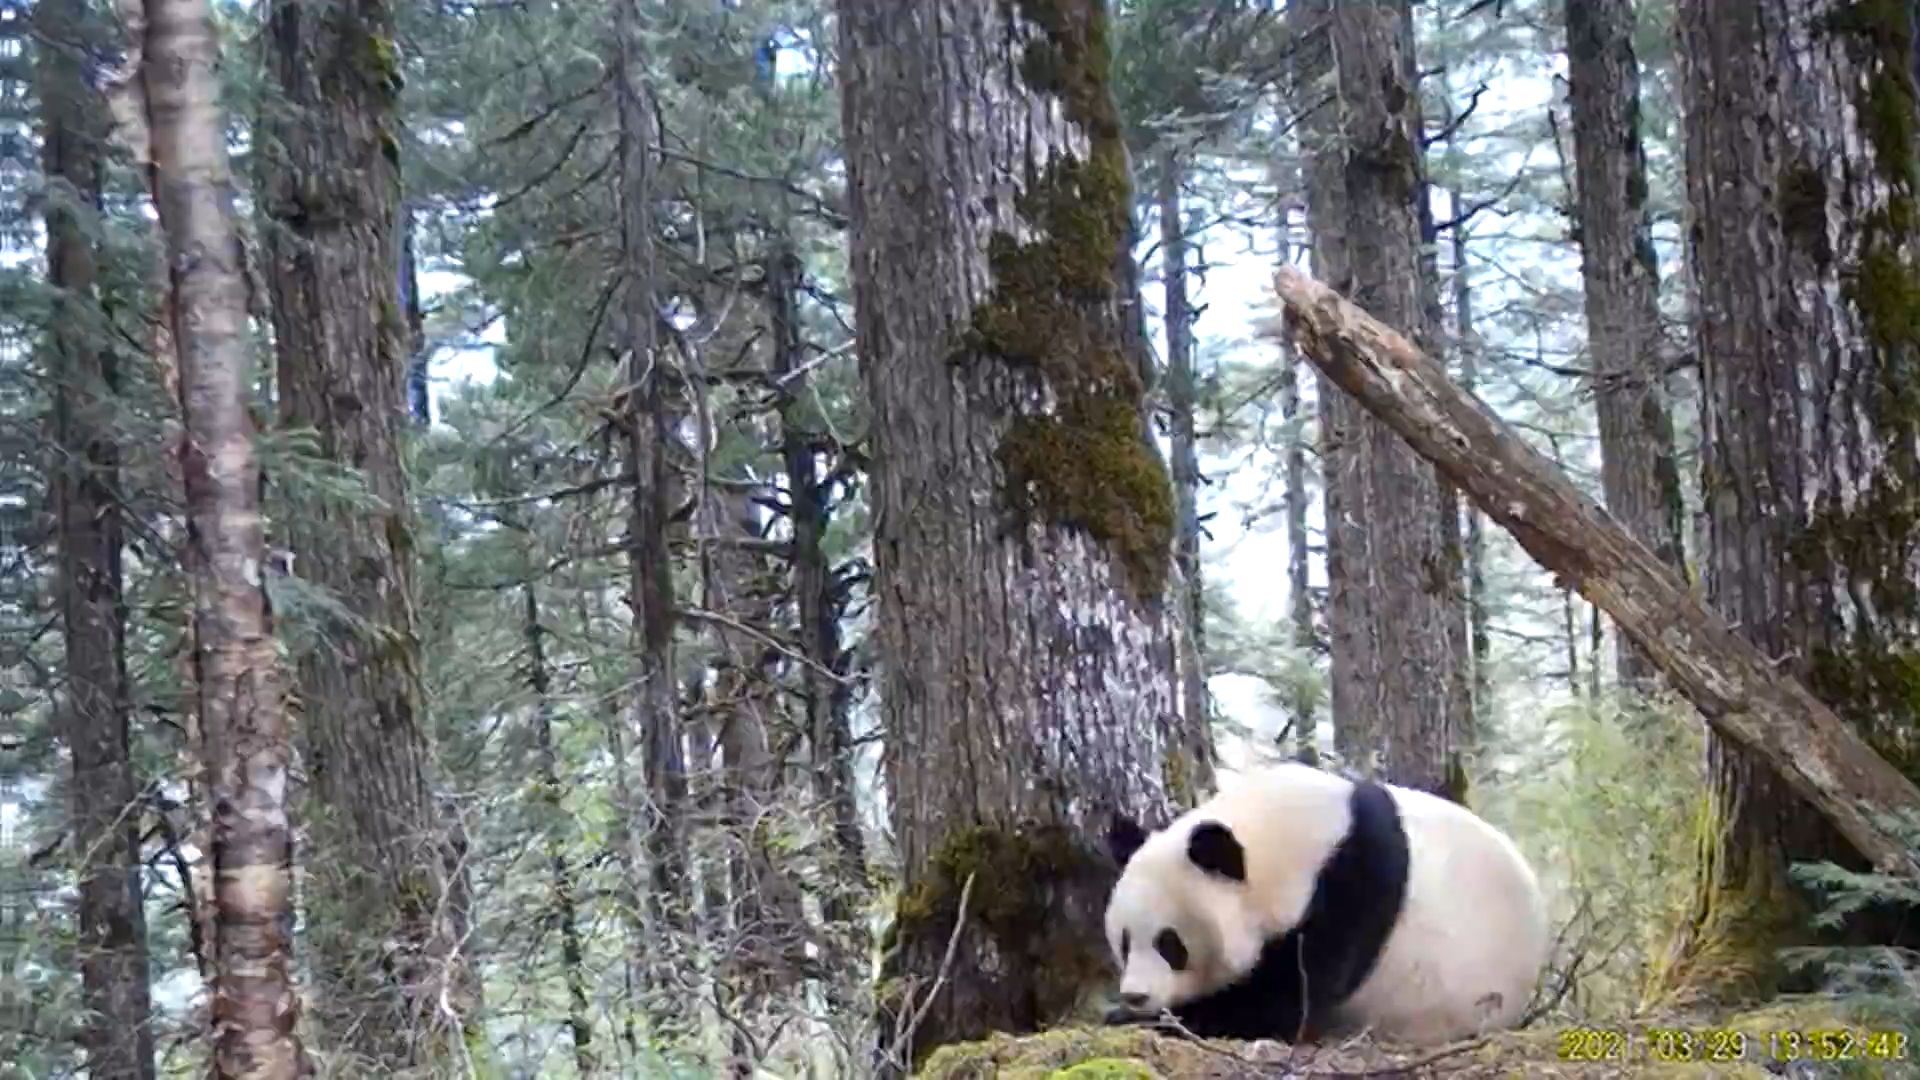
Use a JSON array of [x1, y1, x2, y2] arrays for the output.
[[839, 0, 1192, 1069], [1656, 0, 1920, 1004]]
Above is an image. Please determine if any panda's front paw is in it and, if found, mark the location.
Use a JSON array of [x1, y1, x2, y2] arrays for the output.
[[1102, 1003, 1154, 1027]]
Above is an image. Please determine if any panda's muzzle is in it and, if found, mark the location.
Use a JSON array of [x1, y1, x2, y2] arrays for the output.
[[1103, 993, 1159, 1026]]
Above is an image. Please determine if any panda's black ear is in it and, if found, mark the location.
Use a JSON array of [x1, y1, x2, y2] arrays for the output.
[[1187, 821, 1246, 881], [1108, 812, 1149, 867]]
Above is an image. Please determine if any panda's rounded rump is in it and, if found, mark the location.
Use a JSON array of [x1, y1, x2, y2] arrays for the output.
[[1345, 781, 1550, 1042]]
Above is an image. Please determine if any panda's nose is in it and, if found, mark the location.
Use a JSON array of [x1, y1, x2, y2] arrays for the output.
[[1119, 992, 1151, 1010]]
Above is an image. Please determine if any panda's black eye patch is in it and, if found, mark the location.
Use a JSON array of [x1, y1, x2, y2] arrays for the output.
[[1120, 929, 1130, 960], [1154, 928, 1188, 972]]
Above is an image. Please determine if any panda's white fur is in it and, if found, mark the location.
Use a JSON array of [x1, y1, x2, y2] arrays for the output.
[[1103, 762, 1549, 1045]]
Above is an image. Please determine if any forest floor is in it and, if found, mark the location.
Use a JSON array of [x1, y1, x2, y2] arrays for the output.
[[912, 1000, 1916, 1078]]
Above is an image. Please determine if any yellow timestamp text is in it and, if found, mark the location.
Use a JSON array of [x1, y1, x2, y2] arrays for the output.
[[1766, 1027, 1910, 1062], [1554, 1025, 1910, 1064], [1553, 1027, 1633, 1062], [1643, 1027, 1753, 1063]]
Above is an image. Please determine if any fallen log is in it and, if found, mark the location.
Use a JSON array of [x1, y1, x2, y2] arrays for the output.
[[1265, 265, 1920, 879]]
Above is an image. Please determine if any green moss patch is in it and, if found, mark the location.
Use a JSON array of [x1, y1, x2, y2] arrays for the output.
[[915, 1028, 1234, 1080], [965, 0, 1174, 604], [1793, 0, 1920, 784], [896, 825, 1103, 951], [913, 1007, 1912, 1080], [882, 824, 1118, 1067]]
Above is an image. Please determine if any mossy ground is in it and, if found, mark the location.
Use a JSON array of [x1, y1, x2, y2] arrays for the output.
[[914, 998, 1914, 1079]]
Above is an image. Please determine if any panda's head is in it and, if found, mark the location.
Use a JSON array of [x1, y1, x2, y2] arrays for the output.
[[1102, 812, 1278, 1014]]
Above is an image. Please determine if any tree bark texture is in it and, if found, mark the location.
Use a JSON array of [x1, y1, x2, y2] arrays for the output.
[[1301, 0, 1470, 791], [1269, 264, 1920, 881], [697, 488, 811, 1016], [613, 3, 693, 1032], [1157, 151, 1214, 769], [1290, 0, 1371, 765], [37, 0, 157, 1071], [139, 0, 308, 1074], [1447, 197, 1493, 734], [1274, 203, 1321, 760], [837, 0, 1187, 1065], [523, 585, 595, 1076], [400, 203, 430, 426], [1668, 0, 1920, 996], [769, 239, 869, 1001], [256, 0, 476, 1062], [1564, 0, 1688, 691]]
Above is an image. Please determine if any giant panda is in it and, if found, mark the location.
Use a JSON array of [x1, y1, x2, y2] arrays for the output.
[[1101, 761, 1548, 1046]]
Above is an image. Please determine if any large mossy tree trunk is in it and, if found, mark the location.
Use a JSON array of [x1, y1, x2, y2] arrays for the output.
[[1296, 0, 1470, 790], [138, 0, 307, 1074], [1564, 0, 1687, 692], [256, 0, 478, 1063], [1665, 0, 1920, 1002], [38, 0, 157, 1073], [837, 0, 1188, 1068]]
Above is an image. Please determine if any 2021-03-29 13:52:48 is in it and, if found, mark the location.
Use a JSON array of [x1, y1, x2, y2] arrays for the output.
[[1555, 1025, 1911, 1064]]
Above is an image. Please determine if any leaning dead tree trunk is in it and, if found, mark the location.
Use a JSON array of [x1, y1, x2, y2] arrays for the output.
[[1267, 266, 1920, 878]]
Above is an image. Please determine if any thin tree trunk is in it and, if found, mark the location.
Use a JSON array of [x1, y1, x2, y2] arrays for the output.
[[706, 488, 809, 973], [768, 238, 869, 1025], [1158, 150, 1212, 765], [1563, 586, 1582, 696], [38, 0, 156, 1071], [696, 483, 810, 1075], [1269, 264, 1920, 880], [1291, 0, 1372, 767], [257, 0, 476, 1062], [1447, 196, 1492, 734], [613, 2, 692, 1034], [1274, 204, 1319, 762], [1311, 0, 1470, 790], [138, 0, 307, 1074], [1665, 0, 1920, 1001], [838, 1, 1187, 1066], [682, 696, 732, 1063], [1589, 601, 1604, 700], [524, 584, 594, 1076], [1564, 0, 1687, 691], [400, 201, 430, 426]]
